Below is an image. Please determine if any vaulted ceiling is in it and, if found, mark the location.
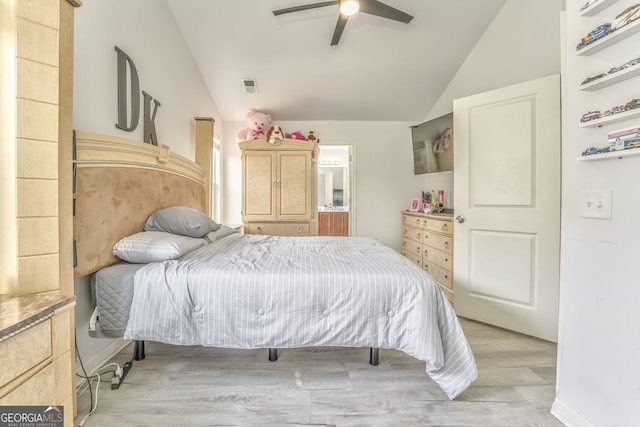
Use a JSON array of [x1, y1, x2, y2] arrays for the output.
[[167, 0, 508, 122]]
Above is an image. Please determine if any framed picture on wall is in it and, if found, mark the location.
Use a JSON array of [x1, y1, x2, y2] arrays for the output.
[[409, 198, 421, 212]]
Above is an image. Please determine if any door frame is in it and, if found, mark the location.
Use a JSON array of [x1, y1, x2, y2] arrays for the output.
[[317, 140, 357, 236]]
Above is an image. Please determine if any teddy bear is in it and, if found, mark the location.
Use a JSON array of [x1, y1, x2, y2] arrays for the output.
[[266, 125, 285, 145], [432, 128, 452, 153], [236, 109, 272, 142]]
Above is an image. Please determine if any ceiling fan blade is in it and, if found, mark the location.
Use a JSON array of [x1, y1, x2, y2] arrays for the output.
[[272, 1, 338, 16], [359, 0, 413, 24], [331, 14, 349, 45]]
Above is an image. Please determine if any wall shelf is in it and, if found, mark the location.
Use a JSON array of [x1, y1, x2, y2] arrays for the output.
[[577, 19, 640, 56], [577, 147, 640, 160], [579, 0, 619, 17], [580, 62, 640, 90], [579, 107, 640, 127]]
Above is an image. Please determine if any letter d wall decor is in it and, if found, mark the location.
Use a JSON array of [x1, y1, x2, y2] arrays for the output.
[[114, 46, 161, 145]]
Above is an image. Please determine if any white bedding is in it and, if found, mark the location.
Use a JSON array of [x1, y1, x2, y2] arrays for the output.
[[124, 233, 477, 399]]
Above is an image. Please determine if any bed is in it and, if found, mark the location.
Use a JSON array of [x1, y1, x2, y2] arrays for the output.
[[75, 132, 477, 400]]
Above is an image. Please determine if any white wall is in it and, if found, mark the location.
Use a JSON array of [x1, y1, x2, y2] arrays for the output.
[[553, 1, 640, 425], [73, 0, 222, 368]]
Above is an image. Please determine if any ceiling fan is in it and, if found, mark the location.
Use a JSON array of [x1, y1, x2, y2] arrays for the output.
[[272, 0, 414, 46]]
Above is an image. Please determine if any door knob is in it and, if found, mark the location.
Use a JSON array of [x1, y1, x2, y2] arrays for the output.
[[455, 215, 465, 223]]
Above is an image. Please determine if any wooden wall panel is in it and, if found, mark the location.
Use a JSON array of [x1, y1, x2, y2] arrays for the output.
[[17, 140, 59, 179], [16, 18, 59, 65], [17, 59, 58, 103], [17, 180, 58, 217], [17, 0, 60, 29], [17, 217, 59, 256], [17, 99, 58, 142], [18, 254, 60, 294]]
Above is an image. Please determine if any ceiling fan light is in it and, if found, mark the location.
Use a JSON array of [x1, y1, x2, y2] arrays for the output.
[[339, 0, 359, 16]]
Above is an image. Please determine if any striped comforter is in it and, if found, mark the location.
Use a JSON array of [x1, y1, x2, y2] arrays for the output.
[[124, 234, 477, 399]]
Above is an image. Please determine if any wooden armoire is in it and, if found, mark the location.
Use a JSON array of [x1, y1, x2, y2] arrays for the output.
[[240, 138, 317, 236]]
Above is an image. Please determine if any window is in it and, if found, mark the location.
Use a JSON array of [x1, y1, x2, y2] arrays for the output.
[[212, 137, 221, 221]]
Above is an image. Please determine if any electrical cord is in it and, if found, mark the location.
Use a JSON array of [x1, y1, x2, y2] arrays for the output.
[[78, 372, 100, 426], [75, 332, 128, 425]]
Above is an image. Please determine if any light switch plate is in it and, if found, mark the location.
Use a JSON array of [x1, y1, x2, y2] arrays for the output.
[[580, 190, 612, 219]]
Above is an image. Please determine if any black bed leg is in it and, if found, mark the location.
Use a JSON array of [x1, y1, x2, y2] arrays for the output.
[[268, 348, 278, 362], [134, 340, 145, 361], [369, 348, 379, 366]]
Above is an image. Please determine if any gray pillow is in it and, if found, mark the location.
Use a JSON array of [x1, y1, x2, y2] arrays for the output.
[[205, 225, 237, 243], [113, 231, 207, 263], [143, 206, 220, 238]]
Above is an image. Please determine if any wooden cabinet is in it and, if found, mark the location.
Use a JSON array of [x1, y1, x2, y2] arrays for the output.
[[0, 296, 75, 427], [402, 211, 454, 301], [0, 0, 79, 423], [240, 138, 317, 236], [318, 211, 349, 236]]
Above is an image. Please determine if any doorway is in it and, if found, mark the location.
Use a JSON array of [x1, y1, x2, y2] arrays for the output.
[[317, 144, 355, 236]]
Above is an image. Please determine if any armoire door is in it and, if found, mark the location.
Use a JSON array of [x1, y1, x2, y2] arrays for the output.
[[242, 151, 276, 221], [277, 151, 312, 220]]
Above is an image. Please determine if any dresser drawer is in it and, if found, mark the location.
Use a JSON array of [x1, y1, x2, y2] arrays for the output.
[[246, 222, 310, 236], [423, 218, 452, 235], [423, 231, 453, 254], [402, 214, 424, 229], [423, 261, 453, 289], [402, 250, 422, 267], [401, 237, 422, 257], [423, 246, 453, 270], [402, 225, 423, 242], [0, 319, 52, 389]]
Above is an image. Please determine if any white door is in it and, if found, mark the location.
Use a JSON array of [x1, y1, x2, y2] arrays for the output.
[[453, 74, 561, 342]]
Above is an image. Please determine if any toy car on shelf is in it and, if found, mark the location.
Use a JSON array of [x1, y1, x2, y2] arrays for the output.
[[604, 105, 626, 116], [582, 146, 610, 156], [608, 127, 640, 151], [607, 56, 640, 74], [625, 98, 640, 110], [576, 23, 611, 50], [581, 73, 608, 85], [611, 4, 640, 32], [580, 111, 602, 122]]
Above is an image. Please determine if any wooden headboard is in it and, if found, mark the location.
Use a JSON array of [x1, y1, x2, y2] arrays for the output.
[[73, 132, 206, 278]]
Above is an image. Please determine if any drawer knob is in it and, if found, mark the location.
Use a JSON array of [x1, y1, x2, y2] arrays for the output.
[[424, 249, 428, 257], [416, 233, 421, 239], [443, 241, 449, 249], [403, 240, 407, 247], [442, 224, 448, 231], [297, 227, 303, 233]]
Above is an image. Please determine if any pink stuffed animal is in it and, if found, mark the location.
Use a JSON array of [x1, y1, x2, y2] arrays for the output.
[[287, 131, 306, 140], [236, 109, 272, 142]]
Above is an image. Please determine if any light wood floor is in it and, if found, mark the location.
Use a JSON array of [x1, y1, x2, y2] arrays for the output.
[[75, 318, 564, 426]]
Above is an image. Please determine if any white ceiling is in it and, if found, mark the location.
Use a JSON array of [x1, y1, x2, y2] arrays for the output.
[[167, 0, 508, 122]]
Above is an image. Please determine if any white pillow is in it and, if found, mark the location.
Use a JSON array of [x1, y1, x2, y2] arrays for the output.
[[113, 231, 206, 263], [143, 206, 220, 238]]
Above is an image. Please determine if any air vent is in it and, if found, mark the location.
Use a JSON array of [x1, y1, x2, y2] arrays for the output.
[[241, 78, 258, 94]]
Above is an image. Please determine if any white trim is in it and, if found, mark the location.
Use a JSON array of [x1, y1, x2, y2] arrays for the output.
[[551, 398, 597, 427]]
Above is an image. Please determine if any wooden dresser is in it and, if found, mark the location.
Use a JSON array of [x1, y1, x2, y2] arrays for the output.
[[401, 211, 454, 301], [240, 138, 317, 236], [0, 295, 75, 426]]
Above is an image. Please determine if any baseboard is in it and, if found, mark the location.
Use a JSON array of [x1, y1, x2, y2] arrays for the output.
[[76, 339, 132, 396], [551, 398, 597, 427]]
